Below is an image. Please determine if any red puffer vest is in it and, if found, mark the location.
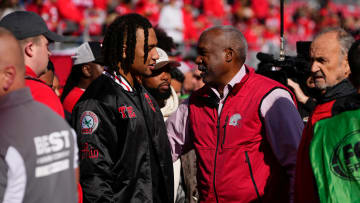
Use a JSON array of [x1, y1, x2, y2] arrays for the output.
[[189, 67, 294, 203]]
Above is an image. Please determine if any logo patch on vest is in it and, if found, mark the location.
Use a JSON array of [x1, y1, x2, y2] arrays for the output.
[[229, 113, 242, 127], [80, 111, 99, 135], [330, 130, 360, 180]]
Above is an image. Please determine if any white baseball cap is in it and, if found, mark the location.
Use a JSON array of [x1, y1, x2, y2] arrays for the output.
[[155, 47, 180, 70]]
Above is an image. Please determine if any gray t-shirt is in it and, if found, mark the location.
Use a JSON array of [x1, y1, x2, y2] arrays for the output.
[[0, 88, 78, 203]]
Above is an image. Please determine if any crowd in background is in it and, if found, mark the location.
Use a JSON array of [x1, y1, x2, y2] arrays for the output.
[[2, 0, 360, 67]]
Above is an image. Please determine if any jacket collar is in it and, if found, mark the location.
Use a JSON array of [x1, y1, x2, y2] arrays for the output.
[[332, 93, 360, 116], [0, 88, 33, 110], [103, 71, 134, 92], [210, 64, 246, 99], [195, 65, 254, 108], [319, 79, 356, 103]]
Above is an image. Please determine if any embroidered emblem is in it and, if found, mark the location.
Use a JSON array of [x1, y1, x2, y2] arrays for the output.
[[80, 111, 99, 134], [229, 113, 242, 127], [118, 106, 136, 118], [80, 142, 99, 159], [144, 93, 156, 112]]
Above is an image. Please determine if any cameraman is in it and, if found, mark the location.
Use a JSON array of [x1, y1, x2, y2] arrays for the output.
[[295, 27, 356, 203]]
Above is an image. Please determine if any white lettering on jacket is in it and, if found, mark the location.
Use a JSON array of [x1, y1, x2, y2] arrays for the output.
[[33, 130, 71, 156]]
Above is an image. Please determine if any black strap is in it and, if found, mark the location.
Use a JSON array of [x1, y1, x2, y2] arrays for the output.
[[25, 75, 51, 87]]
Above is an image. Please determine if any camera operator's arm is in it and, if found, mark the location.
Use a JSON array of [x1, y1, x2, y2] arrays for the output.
[[287, 78, 309, 104]]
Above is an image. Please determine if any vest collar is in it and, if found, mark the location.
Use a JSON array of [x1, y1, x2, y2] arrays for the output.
[[195, 65, 254, 108]]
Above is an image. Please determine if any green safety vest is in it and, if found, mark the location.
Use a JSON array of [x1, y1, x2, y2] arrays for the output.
[[310, 108, 360, 202]]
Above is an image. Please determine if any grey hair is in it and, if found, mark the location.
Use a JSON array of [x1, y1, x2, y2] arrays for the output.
[[314, 27, 354, 58], [221, 26, 248, 63], [203, 26, 248, 63]]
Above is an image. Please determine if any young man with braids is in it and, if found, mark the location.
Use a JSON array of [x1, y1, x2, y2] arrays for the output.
[[71, 14, 174, 202]]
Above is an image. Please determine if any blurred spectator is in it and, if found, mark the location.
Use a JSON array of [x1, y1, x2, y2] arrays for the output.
[[181, 65, 204, 97], [141, 48, 183, 202], [53, 74, 61, 96], [0, 11, 65, 118], [61, 41, 104, 122], [158, 0, 184, 46], [56, 0, 106, 35], [170, 67, 184, 96], [115, 0, 132, 15], [182, 1, 197, 44], [0, 0, 23, 19], [39, 60, 62, 96], [39, 60, 56, 88], [26, 0, 59, 32], [135, 0, 160, 26], [203, 0, 225, 18], [251, 0, 269, 20], [154, 26, 177, 54], [141, 47, 180, 119]]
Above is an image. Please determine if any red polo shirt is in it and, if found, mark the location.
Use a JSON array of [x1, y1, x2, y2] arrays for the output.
[[25, 66, 65, 118]]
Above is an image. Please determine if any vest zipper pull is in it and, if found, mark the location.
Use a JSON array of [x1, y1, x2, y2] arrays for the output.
[[221, 115, 229, 150]]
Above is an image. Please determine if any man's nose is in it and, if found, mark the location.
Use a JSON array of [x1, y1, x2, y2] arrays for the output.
[[161, 72, 171, 81], [153, 48, 160, 60], [195, 56, 202, 65], [311, 62, 320, 73]]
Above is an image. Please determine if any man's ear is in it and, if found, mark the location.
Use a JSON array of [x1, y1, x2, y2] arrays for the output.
[[24, 41, 34, 58], [81, 64, 91, 78], [1, 66, 16, 92], [344, 59, 351, 77], [122, 45, 127, 59], [224, 48, 233, 62]]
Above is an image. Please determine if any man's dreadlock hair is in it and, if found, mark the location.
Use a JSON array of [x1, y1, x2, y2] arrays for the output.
[[102, 13, 153, 73]]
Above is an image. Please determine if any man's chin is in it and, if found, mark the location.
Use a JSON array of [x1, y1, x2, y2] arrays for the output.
[[314, 82, 327, 92]]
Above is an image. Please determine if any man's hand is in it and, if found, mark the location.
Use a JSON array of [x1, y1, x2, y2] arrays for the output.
[[287, 78, 309, 104]]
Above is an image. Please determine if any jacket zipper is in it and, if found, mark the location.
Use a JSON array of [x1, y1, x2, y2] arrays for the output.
[[213, 118, 221, 203], [245, 151, 261, 201], [213, 96, 230, 203], [221, 115, 229, 149]]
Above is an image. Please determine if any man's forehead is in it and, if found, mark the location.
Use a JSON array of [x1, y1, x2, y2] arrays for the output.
[[198, 30, 225, 47], [311, 35, 339, 55], [136, 28, 157, 43]]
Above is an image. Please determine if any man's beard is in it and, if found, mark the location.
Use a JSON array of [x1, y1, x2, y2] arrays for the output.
[[145, 86, 172, 101]]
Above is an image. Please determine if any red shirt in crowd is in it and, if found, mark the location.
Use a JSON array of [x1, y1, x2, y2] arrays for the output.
[[26, 0, 59, 32], [135, 0, 160, 26], [25, 66, 65, 118], [62, 86, 85, 113]]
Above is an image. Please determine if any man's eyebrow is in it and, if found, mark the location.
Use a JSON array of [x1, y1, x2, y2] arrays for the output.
[[148, 44, 157, 49], [197, 47, 206, 53]]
